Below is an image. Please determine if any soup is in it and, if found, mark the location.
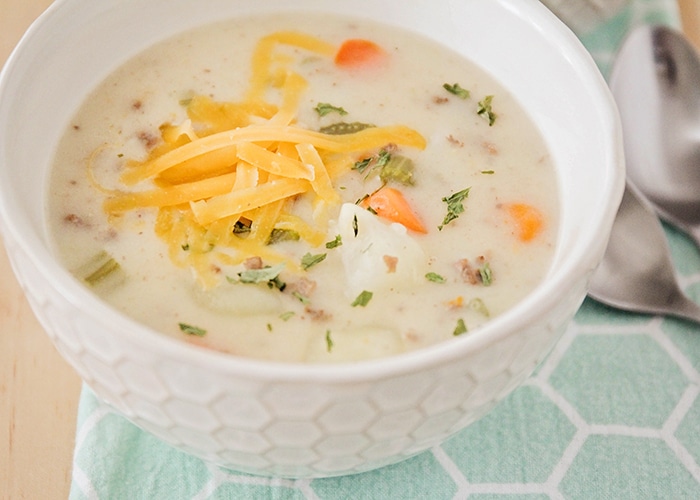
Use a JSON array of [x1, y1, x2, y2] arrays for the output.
[[47, 13, 558, 363]]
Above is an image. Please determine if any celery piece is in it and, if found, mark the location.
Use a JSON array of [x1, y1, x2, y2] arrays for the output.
[[319, 122, 374, 135], [379, 155, 415, 186], [76, 250, 125, 288], [267, 228, 300, 245]]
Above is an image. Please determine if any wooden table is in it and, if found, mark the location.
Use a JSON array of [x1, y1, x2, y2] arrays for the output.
[[1, 1, 699, 498], [0, 3, 80, 499]]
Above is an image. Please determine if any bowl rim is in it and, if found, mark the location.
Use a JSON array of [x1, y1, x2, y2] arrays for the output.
[[0, 0, 625, 383]]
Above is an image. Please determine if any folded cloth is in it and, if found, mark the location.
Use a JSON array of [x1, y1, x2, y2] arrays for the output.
[[71, 1, 700, 498]]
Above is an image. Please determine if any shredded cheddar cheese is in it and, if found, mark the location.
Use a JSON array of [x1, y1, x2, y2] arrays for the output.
[[103, 31, 426, 287]]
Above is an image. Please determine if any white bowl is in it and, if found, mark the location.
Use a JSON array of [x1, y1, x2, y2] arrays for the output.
[[0, 0, 624, 477]]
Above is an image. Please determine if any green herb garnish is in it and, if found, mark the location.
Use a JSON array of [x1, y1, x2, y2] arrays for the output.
[[315, 102, 348, 117], [439, 187, 471, 230], [353, 149, 392, 175], [326, 234, 342, 249], [352, 214, 359, 237], [301, 252, 327, 270], [481, 170, 495, 175], [425, 272, 446, 284], [293, 291, 311, 305], [279, 311, 295, 321], [351, 290, 373, 307], [354, 149, 415, 186], [443, 82, 470, 99], [479, 262, 493, 286], [319, 122, 374, 135], [237, 263, 286, 291], [477, 95, 497, 126], [270, 276, 286, 291], [453, 319, 468, 336], [179, 322, 207, 337], [325, 330, 334, 352]]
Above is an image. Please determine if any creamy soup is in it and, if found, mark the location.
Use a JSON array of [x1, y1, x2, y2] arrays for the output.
[[47, 14, 559, 363]]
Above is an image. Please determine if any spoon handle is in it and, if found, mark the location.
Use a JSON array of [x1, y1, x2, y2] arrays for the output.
[[668, 291, 700, 325], [686, 224, 700, 253]]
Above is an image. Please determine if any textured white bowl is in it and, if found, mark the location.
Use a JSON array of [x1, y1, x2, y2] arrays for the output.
[[0, 0, 624, 478]]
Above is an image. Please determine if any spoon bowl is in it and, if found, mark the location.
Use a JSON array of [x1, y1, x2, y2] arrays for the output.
[[609, 25, 700, 246]]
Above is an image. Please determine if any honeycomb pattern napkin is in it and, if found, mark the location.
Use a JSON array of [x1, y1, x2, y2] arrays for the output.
[[69, 1, 700, 498]]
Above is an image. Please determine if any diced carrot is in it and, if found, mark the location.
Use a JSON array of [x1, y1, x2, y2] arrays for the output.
[[362, 187, 427, 233], [448, 296, 464, 308], [505, 203, 544, 242], [335, 39, 386, 68]]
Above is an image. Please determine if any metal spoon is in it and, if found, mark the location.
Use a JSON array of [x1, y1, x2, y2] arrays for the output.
[[586, 23, 700, 323], [609, 24, 700, 247], [588, 181, 700, 323]]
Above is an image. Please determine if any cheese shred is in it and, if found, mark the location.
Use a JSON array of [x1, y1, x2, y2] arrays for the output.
[[103, 31, 426, 287]]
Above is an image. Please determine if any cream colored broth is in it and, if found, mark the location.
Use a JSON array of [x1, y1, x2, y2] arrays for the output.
[[47, 14, 559, 363]]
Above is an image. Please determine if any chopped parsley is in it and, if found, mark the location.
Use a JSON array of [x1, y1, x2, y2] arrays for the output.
[[479, 262, 493, 286], [481, 170, 495, 175], [301, 252, 327, 270], [279, 311, 295, 321], [353, 149, 392, 175], [356, 193, 370, 205], [293, 291, 311, 305], [315, 102, 348, 117], [443, 82, 470, 99], [325, 234, 342, 249], [325, 330, 334, 352], [352, 214, 359, 237], [439, 187, 471, 230], [477, 95, 497, 126], [236, 263, 286, 291], [353, 149, 415, 185], [351, 290, 373, 307], [425, 272, 446, 284], [453, 318, 468, 336], [179, 322, 207, 337]]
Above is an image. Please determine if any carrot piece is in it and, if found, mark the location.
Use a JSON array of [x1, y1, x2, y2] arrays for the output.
[[505, 203, 544, 242], [335, 39, 386, 68], [362, 187, 427, 233]]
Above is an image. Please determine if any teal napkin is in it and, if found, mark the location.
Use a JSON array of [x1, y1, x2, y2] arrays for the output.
[[70, 1, 700, 498]]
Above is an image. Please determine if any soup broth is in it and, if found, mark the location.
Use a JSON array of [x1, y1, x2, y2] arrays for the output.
[[47, 13, 559, 363]]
